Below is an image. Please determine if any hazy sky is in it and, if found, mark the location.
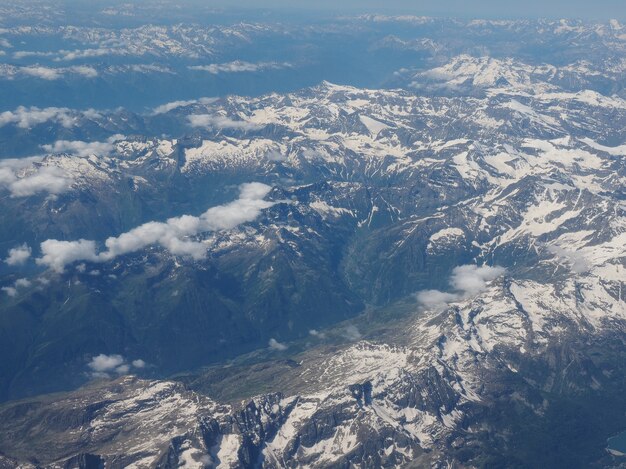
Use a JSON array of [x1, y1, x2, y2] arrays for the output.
[[210, 0, 625, 20]]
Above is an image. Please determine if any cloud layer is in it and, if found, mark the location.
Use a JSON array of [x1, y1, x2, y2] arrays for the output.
[[189, 60, 291, 75], [416, 264, 506, 310], [0, 106, 100, 129], [36, 182, 274, 272], [0, 64, 99, 80], [42, 135, 123, 157]]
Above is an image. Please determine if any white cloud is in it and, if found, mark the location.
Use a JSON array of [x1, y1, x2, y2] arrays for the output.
[[88, 353, 124, 372], [416, 264, 506, 310], [0, 65, 99, 81], [123, 64, 173, 74], [268, 338, 288, 351], [152, 97, 217, 115], [5, 244, 32, 265], [56, 47, 119, 61], [87, 353, 145, 378], [14, 278, 31, 288], [21, 66, 61, 80], [188, 114, 263, 131], [42, 135, 122, 157], [13, 50, 56, 59], [0, 106, 99, 129], [100, 217, 207, 261], [2, 277, 31, 297], [200, 182, 274, 230], [2, 286, 17, 297], [1, 165, 72, 198], [309, 329, 327, 339], [0, 106, 70, 128], [69, 65, 99, 78], [415, 289, 459, 309], [0, 140, 121, 200], [449, 265, 507, 296], [343, 325, 362, 341], [37, 239, 99, 273], [0, 159, 74, 198], [189, 60, 291, 75], [36, 183, 274, 272]]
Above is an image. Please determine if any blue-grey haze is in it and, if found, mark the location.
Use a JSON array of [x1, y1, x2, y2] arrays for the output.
[[207, 0, 626, 20]]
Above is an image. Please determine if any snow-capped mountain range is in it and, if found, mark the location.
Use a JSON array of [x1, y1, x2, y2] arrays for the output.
[[0, 13, 625, 469]]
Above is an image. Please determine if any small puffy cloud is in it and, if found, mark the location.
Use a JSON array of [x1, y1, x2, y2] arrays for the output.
[[0, 106, 101, 129], [343, 325, 362, 341], [21, 66, 61, 80], [37, 239, 99, 273], [0, 157, 73, 198], [416, 264, 506, 310], [2, 277, 31, 297], [2, 286, 17, 297], [188, 114, 263, 131], [268, 338, 288, 351], [152, 97, 217, 115], [56, 47, 119, 61], [189, 60, 291, 75], [15, 278, 31, 288], [0, 157, 74, 199], [5, 244, 32, 265], [0, 106, 86, 129], [201, 182, 273, 231], [449, 265, 507, 296], [6, 166, 72, 197], [36, 183, 274, 272], [0, 106, 68, 128], [88, 353, 125, 372], [99, 218, 207, 261], [87, 354, 145, 378], [70, 65, 98, 78], [309, 329, 327, 339], [415, 289, 459, 309], [42, 135, 122, 157]]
